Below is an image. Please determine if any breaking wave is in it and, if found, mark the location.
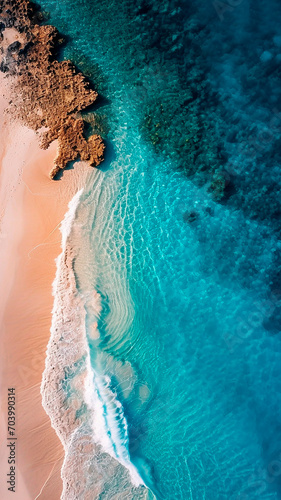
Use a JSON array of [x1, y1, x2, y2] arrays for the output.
[[41, 188, 152, 499]]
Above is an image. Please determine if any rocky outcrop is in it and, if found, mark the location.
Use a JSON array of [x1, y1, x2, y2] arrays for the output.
[[0, 0, 105, 178]]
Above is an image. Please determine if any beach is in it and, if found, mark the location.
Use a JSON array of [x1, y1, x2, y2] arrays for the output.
[[0, 72, 89, 499], [0, 5, 151, 497], [2, 0, 281, 498]]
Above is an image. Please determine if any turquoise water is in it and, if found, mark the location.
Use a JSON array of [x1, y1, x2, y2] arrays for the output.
[[40, 0, 281, 498]]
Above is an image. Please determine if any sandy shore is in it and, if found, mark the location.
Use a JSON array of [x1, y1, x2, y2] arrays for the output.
[[0, 73, 89, 499]]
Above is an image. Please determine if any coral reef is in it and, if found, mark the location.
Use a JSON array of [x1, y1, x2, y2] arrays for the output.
[[120, 0, 281, 228], [0, 0, 105, 178], [135, 2, 225, 196]]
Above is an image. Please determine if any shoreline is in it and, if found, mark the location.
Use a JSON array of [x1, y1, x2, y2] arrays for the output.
[[0, 1, 152, 495], [0, 71, 89, 499], [0, 72, 153, 499], [0, 2, 153, 497], [41, 184, 153, 499]]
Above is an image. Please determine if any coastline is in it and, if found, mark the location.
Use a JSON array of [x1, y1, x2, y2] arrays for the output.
[[0, 2, 153, 497], [0, 72, 153, 499], [0, 71, 89, 499], [41, 179, 153, 499]]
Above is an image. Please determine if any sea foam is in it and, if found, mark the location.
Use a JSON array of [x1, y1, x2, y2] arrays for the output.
[[41, 188, 152, 499]]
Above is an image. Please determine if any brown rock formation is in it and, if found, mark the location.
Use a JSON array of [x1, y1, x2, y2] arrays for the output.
[[0, 0, 105, 178]]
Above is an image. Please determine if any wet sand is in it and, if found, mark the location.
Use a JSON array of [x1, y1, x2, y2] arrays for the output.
[[0, 73, 89, 499]]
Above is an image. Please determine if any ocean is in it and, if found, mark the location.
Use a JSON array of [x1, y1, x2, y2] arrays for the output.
[[39, 0, 281, 498]]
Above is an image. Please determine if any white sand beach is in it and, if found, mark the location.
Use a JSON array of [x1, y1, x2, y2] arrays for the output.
[[0, 72, 89, 499]]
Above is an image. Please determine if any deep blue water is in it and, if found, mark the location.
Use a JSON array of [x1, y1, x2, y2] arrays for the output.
[[40, 0, 281, 498]]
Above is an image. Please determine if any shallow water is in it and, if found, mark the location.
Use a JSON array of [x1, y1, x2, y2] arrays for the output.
[[39, 0, 281, 498]]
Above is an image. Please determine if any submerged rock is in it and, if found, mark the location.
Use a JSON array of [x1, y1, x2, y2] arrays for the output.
[[208, 173, 227, 201], [260, 50, 273, 63], [183, 210, 198, 223]]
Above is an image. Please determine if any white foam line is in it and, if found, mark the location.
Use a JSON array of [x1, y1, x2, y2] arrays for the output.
[[40, 187, 148, 497], [41, 187, 84, 452], [84, 351, 144, 487]]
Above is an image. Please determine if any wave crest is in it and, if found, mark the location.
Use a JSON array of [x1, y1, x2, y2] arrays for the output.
[[41, 189, 152, 499]]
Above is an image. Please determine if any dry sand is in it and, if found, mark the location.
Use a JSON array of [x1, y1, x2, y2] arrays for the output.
[[0, 73, 89, 499]]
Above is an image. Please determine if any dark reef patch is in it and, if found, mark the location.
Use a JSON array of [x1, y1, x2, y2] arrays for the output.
[[117, 0, 281, 232]]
